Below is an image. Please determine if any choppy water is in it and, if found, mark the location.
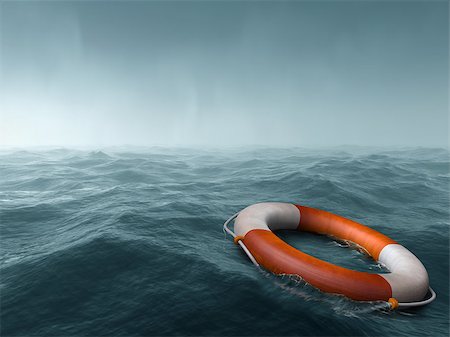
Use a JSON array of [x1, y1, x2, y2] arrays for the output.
[[1, 147, 449, 336]]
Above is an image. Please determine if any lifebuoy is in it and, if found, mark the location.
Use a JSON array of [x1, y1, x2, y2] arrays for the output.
[[230, 202, 430, 304]]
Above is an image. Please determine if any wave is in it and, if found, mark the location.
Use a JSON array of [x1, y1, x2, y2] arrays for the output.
[[0, 147, 448, 336]]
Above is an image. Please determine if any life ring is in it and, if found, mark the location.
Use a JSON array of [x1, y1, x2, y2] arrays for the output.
[[228, 202, 431, 305]]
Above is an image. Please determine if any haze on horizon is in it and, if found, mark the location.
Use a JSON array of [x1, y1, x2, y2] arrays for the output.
[[0, 1, 448, 148]]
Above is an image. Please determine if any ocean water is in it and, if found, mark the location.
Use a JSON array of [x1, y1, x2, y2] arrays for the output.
[[0, 147, 448, 336]]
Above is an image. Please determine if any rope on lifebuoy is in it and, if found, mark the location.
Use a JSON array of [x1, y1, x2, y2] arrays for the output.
[[396, 287, 436, 309], [223, 212, 259, 267]]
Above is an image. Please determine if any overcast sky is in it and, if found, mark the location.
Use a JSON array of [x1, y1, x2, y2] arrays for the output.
[[0, 1, 448, 148]]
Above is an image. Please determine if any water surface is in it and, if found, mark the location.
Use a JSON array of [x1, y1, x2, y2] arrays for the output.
[[1, 147, 448, 336]]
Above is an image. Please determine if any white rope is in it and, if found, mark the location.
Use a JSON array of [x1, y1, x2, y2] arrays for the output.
[[224, 211, 435, 308], [223, 212, 259, 267], [397, 287, 436, 308], [223, 212, 239, 238]]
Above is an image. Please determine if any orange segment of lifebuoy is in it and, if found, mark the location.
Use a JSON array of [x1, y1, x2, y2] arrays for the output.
[[243, 229, 393, 301], [295, 205, 396, 260]]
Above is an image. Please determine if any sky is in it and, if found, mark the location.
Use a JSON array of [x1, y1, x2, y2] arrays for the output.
[[0, 0, 448, 148]]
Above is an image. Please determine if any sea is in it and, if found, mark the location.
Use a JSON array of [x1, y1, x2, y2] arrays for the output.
[[0, 146, 448, 336]]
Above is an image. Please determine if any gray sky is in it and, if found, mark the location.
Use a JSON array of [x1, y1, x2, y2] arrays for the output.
[[0, 1, 448, 148]]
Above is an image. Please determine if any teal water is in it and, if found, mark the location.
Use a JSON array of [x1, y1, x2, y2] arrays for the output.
[[0, 147, 449, 336]]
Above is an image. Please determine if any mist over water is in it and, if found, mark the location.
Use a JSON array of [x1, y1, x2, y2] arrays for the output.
[[1, 1, 448, 148], [1, 147, 449, 336]]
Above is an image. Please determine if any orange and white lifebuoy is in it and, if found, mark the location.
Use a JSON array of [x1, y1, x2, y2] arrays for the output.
[[228, 202, 431, 306]]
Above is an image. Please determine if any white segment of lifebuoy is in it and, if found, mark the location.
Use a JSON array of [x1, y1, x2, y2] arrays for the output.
[[234, 202, 300, 237], [379, 244, 429, 302]]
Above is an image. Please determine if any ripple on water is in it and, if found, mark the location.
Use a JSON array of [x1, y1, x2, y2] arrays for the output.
[[0, 147, 448, 336]]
